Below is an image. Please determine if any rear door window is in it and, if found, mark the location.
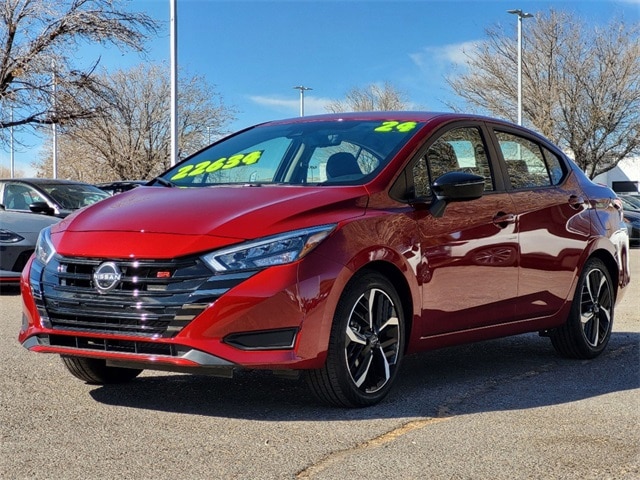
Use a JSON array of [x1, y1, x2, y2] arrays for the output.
[[495, 131, 565, 189]]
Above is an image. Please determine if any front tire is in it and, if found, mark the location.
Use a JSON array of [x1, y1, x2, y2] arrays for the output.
[[61, 356, 143, 384], [306, 272, 405, 407], [550, 258, 614, 359]]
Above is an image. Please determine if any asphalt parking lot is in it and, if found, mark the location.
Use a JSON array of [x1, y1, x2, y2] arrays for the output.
[[1, 251, 638, 480]]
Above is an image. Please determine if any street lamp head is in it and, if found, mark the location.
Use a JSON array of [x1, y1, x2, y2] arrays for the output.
[[507, 9, 533, 18], [293, 86, 313, 117]]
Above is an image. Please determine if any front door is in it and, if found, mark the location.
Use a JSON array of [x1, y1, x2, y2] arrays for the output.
[[407, 125, 520, 336]]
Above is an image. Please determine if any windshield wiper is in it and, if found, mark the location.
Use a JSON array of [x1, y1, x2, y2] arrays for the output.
[[153, 177, 176, 188]]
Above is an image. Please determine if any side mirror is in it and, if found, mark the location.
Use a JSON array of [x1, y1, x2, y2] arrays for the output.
[[29, 202, 56, 216], [429, 172, 485, 218]]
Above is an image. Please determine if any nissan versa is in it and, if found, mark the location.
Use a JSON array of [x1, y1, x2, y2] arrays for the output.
[[19, 112, 630, 407]]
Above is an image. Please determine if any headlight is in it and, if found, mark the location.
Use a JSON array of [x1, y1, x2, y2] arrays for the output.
[[0, 229, 24, 243], [34, 227, 56, 265], [202, 225, 336, 272]]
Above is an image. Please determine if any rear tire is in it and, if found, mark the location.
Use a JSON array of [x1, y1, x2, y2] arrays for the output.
[[550, 258, 614, 359], [306, 271, 405, 407], [61, 356, 143, 384]]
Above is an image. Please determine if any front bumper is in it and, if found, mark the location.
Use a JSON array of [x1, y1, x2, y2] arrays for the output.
[[19, 249, 348, 371]]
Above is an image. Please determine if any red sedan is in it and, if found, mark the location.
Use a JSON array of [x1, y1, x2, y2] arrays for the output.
[[19, 112, 630, 407]]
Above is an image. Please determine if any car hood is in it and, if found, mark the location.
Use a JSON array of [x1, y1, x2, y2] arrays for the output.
[[1, 211, 60, 233], [51, 185, 369, 258], [623, 210, 640, 223]]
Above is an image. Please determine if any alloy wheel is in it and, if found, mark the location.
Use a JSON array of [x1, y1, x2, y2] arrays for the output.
[[344, 287, 401, 394], [580, 267, 613, 348]]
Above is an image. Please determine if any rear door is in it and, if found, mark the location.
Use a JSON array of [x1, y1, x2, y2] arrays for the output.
[[490, 127, 590, 320]]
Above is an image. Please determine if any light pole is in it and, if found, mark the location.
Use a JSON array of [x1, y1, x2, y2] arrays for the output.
[[10, 107, 14, 178], [293, 86, 312, 116], [170, 0, 178, 166], [507, 9, 533, 126], [52, 62, 58, 179]]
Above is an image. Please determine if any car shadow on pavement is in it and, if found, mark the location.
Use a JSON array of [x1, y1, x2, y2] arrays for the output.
[[88, 330, 639, 421]]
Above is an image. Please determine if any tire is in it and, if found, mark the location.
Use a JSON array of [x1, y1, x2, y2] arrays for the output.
[[306, 271, 405, 407], [61, 356, 143, 384], [550, 258, 614, 359]]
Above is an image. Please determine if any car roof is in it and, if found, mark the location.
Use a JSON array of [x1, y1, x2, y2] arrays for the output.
[[95, 180, 147, 187], [0, 178, 90, 185], [263, 111, 508, 126]]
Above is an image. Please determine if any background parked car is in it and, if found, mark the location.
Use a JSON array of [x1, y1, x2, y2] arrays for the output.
[[95, 180, 147, 196], [0, 178, 110, 218], [0, 205, 60, 286], [620, 195, 640, 247], [620, 193, 640, 210]]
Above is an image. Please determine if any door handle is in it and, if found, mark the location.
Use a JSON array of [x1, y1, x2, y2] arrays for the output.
[[493, 212, 516, 228]]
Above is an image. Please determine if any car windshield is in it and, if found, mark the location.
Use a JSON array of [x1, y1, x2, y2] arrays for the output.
[[40, 183, 110, 209], [161, 120, 424, 187], [621, 195, 640, 211]]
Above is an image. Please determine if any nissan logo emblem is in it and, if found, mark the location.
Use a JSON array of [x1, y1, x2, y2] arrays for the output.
[[93, 262, 122, 293]]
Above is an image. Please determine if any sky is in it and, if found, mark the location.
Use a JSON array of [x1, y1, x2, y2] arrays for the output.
[[2, 0, 639, 177]]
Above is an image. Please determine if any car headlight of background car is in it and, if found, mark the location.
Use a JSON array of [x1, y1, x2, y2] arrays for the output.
[[202, 225, 336, 272], [0, 229, 25, 243], [34, 227, 57, 266]]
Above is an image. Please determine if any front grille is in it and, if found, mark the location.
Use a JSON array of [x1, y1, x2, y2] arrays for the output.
[[33, 255, 254, 338]]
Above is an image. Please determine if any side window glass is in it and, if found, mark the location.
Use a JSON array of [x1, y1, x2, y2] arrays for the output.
[[412, 157, 431, 198], [23, 186, 45, 205], [4, 184, 33, 210], [412, 127, 494, 197], [543, 147, 565, 185], [496, 131, 552, 189]]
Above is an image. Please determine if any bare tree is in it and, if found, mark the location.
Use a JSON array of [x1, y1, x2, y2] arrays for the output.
[[0, 164, 25, 177], [0, 0, 157, 146], [447, 10, 640, 178], [326, 82, 411, 113], [34, 63, 237, 181]]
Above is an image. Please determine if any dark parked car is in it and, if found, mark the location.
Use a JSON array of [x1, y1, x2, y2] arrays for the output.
[[95, 180, 147, 196], [620, 193, 640, 210], [0, 206, 60, 286], [620, 196, 640, 247], [0, 178, 109, 218], [19, 112, 630, 407]]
